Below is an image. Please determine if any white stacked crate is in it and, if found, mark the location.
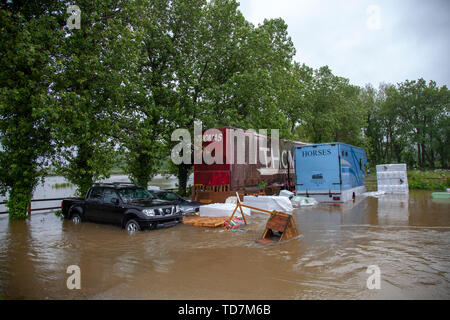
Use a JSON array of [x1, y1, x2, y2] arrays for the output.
[[376, 164, 409, 194]]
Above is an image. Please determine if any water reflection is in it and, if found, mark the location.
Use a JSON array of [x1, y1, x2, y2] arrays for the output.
[[377, 194, 409, 225]]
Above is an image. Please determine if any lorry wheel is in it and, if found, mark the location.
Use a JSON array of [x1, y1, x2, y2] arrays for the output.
[[125, 219, 141, 233], [71, 213, 82, 224]]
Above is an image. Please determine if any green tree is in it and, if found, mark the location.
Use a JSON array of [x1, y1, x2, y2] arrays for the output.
[[119, 0, 206, 189], [360, 84, 379, 164], [278, 62, 313, 137], [362, 80, 449, 169], [299, 66, 365, 146], [168, 0, 253, 194], [51, 0, 139, 196], [396, 79, 449, 168], [434, 86, 449, 168], [171, 8, 297, 193], [0, 1, 64, 219], [216, 17, 296, 133]]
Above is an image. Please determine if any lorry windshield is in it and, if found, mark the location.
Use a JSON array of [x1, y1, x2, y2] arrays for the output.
[[119, 188, 155, 202]]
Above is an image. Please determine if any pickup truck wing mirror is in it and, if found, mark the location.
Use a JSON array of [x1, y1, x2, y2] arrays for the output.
[[111, 198, 120, 205]]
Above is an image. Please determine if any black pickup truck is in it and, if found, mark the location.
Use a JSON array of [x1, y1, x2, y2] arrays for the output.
[[61, 183, 183, 232]]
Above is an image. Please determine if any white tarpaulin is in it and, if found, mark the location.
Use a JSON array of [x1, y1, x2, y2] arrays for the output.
[[290, 196, 318, 207], [278, 190, 318, 207], [199, 203, 251, 217], [279, 190, 294, 198], [243, 196, 294, 213], [225, 196, 238, 204], [362, 191, 386, 198]]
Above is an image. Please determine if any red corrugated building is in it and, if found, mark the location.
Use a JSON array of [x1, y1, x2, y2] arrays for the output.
[[192, 127, 307, 202]]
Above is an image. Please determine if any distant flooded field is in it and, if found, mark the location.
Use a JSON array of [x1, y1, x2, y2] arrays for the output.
[[0, 189, 449, 300]]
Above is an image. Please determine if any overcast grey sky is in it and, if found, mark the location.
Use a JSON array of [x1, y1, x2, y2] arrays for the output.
[[238, 0, 449, 88]]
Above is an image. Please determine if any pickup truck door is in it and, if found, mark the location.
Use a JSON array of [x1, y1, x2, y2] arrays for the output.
[[100, 188, 124, 225], [85, 187, 104, 222]]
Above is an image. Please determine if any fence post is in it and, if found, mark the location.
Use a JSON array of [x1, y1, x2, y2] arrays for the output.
[[28, 202, 31, 218]]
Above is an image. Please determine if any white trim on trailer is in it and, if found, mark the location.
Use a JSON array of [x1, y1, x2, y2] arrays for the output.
[[297, 185, 366, 203]]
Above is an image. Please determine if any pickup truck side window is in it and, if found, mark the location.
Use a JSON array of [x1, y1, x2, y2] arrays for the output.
[[89, 187, 103, 200], [103, 188, 118, 204]]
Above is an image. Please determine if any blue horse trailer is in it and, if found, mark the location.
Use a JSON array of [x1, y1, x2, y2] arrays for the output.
[[294, 143, 367, 203]]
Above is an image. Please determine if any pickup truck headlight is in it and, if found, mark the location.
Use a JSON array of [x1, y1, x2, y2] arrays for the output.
[[175, 205, 180, 213], [143, 209, 155, 217]]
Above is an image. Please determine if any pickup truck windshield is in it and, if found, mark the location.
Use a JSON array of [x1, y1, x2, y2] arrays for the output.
[[119, 188, 155, 202]]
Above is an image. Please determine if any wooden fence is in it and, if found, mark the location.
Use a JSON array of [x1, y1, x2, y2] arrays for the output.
[[0, 198, 65, 215]]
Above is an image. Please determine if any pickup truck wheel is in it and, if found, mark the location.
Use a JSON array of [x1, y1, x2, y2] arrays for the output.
[[71, 213, 82, 224], [125, 219, 141, 233]]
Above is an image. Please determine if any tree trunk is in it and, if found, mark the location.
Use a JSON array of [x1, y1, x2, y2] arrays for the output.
[[74, 143, 95, 197], [136, 153, 150, 189], [429, 132, 435, 168], [421, 143, 426, 168], [7, 184, 33, 220], [177, 164, 191, 196], [417, 143, 422, 168]]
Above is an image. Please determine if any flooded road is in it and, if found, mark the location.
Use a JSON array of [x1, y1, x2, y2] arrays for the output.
[[0, 190, 449, 299]]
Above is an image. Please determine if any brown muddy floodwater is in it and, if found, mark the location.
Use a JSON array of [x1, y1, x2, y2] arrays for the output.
[[0, 190, 449, 300]]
